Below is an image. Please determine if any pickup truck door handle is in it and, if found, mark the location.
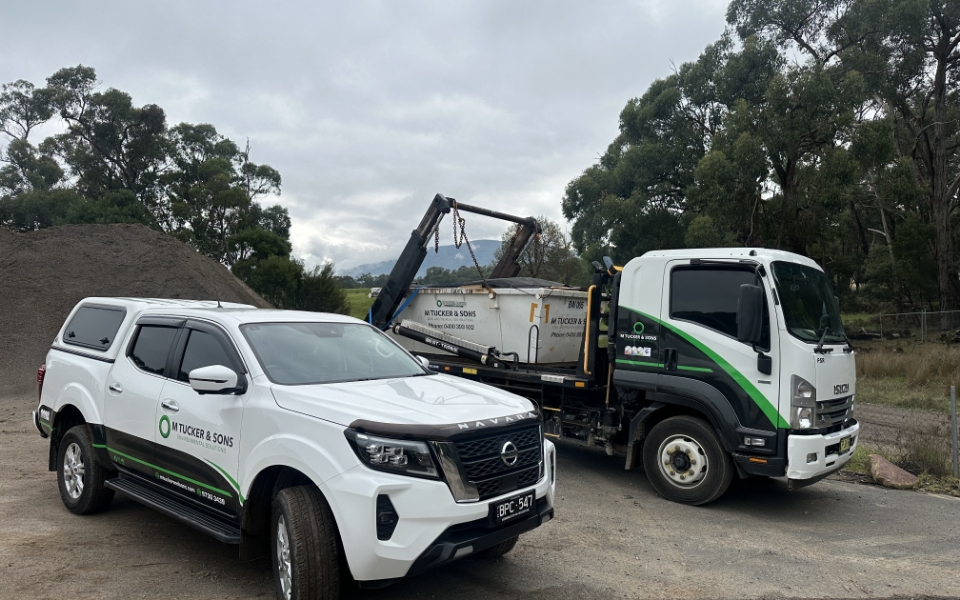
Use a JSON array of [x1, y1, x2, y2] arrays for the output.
[[108, 383, 123, 394], [160, 400, 180, 413]]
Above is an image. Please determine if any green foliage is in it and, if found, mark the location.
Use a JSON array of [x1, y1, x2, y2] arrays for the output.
[[563, 0, 959, 312], [0, 64, 311, 309], [420, 264, 493, 286], [234, 257, 350, 314], [496, 216, 592, 286], [233, 255, 303, 309], [296, 263, 349, 314]]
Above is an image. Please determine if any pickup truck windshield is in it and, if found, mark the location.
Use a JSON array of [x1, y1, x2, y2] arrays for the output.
[[241, 322, 427, 385], [772, 261, 846, 344]]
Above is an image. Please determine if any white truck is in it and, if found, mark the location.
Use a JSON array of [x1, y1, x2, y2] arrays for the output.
[[33, 299, 556, 600], [372, 195, 860, 505]]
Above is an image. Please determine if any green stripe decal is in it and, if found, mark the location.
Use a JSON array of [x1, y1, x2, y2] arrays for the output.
[[677, 365, 713, 373], [92, 443, 107, 449], [105, 447, 233, 498], [616, 359, 664, 368], [620, 306, 789, 429], [205, 460, 245, 505]]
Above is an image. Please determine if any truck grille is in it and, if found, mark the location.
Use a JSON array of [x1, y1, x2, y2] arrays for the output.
[[453, 425, 542, 501], [816, 395, 854, 428]]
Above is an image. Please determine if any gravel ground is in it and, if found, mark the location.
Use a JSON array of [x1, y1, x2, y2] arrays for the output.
[[2, 392, 958, 600]]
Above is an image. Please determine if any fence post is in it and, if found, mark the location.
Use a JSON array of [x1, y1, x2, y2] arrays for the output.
[[952, 386, 959, 479], [879, 314, 883, 339]]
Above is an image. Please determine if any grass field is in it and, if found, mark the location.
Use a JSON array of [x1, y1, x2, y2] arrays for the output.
[[854, 339, 959, 413], [344, 288, 375, 320]]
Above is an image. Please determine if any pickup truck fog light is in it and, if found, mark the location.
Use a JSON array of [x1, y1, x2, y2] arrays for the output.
[[806, 452, 818, 464], [345, 430, 440, 479], [375, 494, 399, 541]]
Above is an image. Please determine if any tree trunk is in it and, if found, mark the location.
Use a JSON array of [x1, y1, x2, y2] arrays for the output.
[[929, 6, 960, 312]]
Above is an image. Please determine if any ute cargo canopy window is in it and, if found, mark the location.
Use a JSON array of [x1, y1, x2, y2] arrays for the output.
[[63, 305, 126, 351]]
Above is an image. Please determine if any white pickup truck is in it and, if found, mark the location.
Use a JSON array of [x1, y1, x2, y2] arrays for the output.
[[33, 298, 556, 600]]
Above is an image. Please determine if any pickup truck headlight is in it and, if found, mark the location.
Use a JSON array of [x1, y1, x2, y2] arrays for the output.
[[790, 375, 816, 429], [344, 430, 439, 479]]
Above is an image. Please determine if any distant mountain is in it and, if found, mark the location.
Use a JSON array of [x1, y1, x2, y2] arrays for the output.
[[341, 239, 501, 277]]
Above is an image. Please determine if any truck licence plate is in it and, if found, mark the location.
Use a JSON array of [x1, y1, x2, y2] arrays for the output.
[[839, 436, 851, 453], [490, 491, 535, 526]]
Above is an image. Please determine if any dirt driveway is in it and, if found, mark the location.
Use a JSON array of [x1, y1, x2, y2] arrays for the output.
[[2, 392, 958, 600]]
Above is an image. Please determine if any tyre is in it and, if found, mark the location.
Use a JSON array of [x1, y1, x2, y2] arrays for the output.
[[641, 415, 733, 506], [473, 535, 519, 559], [56, 425, 115, 515], [271, 486, 340, 600]]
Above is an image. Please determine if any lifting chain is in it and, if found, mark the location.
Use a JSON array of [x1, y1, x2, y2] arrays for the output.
[[429, 201, 492, 291]]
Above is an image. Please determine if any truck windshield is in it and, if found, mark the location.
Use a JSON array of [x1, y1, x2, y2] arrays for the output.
[[241, 322, 428, 385], [771, 261, 846, 344]]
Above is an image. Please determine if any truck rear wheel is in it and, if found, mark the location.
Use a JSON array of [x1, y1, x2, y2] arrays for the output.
[[56, 425, 115, 515], [271, 486, 340, 600], [642, 416, 733, 506]]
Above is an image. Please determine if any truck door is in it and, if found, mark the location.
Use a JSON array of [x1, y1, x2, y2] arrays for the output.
[[658, 261, 783, 448], [104, 318, 183, 479], [154, 321, 246, 518]]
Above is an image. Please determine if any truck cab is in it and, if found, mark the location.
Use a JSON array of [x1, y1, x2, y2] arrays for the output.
[[611, 248, 858, 502]]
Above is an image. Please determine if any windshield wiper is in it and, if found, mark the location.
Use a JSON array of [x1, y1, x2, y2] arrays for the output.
[[815, 326, 835, 354]]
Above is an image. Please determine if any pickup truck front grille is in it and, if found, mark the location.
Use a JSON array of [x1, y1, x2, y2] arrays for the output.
[[452, 425, 543, 501], [816, 395, 854, 428]]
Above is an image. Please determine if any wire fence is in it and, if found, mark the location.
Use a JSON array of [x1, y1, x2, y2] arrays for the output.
[[856, 388, 960, 480], [848, 310, 960, 342]]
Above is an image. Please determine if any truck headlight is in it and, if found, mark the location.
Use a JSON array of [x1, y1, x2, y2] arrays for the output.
[[791, 375, 816, 429], [344, 430, 439, 479]]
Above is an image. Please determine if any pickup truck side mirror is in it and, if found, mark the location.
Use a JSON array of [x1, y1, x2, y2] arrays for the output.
[[736, 284, 764, 345], [189, 365, 240, 395], [417, 355, 431, 369]]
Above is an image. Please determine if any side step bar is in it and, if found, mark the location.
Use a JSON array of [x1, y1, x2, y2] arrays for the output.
[[106, 476, 241, 544]]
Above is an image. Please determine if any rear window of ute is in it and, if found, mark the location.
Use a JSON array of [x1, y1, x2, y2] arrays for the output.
[[63, 305, 126, 351]]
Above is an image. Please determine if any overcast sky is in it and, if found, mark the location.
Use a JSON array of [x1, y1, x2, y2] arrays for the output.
[[2, 0, 729, 271]]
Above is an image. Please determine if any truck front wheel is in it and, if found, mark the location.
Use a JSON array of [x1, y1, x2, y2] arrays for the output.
[[271, 486, 340, 600], [642, 416, 733, 506], [56, 425, 115, 515]]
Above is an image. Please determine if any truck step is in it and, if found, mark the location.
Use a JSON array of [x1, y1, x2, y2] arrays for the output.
[[106, 476, 241, 544]]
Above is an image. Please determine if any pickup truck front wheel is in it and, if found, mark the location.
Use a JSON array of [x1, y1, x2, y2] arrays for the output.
[[57, 425, 115, 515], [271, 486, 340, 600], [641, 415, 733, 506]]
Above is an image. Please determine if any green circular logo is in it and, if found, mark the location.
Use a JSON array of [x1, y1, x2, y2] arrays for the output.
[[436, 300, 443, 307], [633, 321, 645, 335], [159, 415, 171, 438]]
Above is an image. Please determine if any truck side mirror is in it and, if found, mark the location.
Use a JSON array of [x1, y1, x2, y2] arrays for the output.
[[189, 365, 240, 394], [736, 284, 764, 345]]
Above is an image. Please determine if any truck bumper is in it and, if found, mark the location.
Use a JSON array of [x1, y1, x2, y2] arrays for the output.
[[786, 419, 859, 482], [322, 440, 556, 584]]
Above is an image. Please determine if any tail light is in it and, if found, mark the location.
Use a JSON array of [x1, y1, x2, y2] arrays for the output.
[[37, 364, 46, 402]]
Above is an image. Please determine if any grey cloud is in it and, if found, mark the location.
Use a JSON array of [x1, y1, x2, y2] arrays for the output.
[[1, 0, 728, 271]]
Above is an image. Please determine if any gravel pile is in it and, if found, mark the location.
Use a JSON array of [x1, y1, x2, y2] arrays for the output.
[[0, 224, 269, 394]]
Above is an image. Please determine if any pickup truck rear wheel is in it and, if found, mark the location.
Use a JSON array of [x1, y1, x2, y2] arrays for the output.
[[642, 415, 733, 506], [57, 425, 115, 515], [271, 486, 340, 600], [473, 535, 519, 558]]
